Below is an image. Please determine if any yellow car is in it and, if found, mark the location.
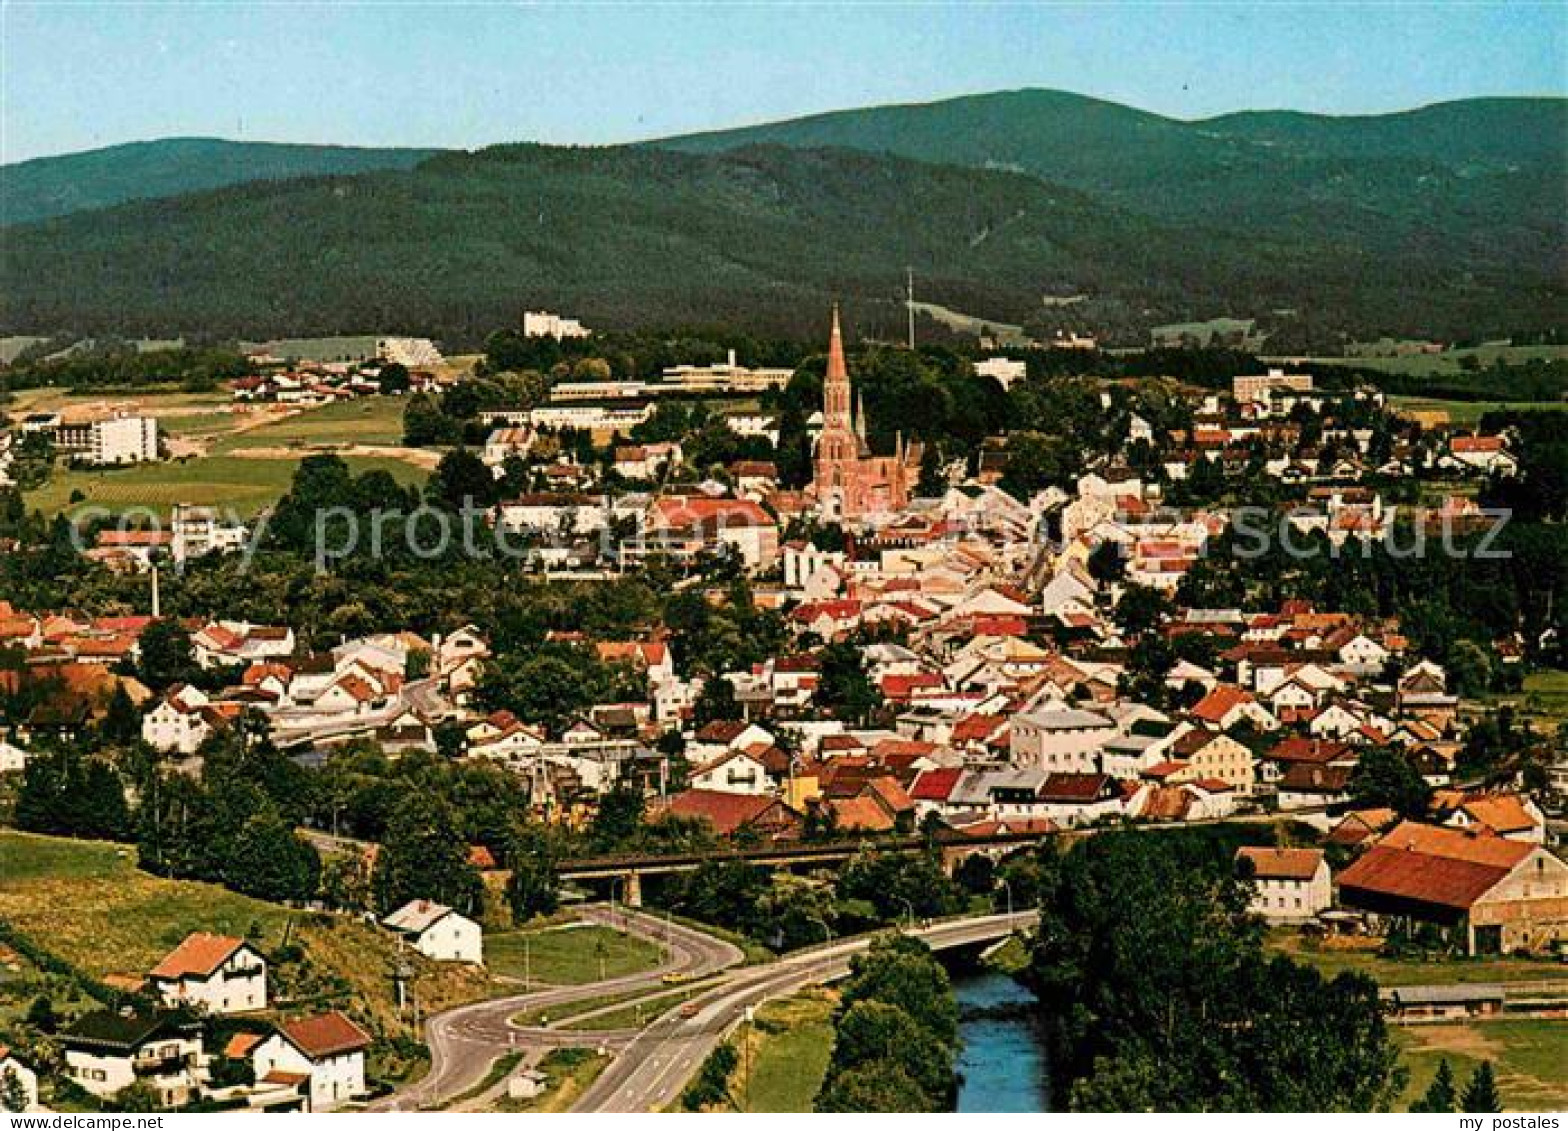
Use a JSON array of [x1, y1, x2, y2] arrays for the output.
[[661, 971, 691, 985]]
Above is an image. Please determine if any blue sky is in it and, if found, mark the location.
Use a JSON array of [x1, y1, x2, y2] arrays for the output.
[[3, 2, 1564, 163]]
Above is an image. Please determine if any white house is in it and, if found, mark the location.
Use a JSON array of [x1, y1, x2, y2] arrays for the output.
[[142, 685, 217, 754], [149, 933, 268, 1015], [1236, 847, 1332, 922], [0, 1047, 38, 1112], [62, 1011, 206, 1107], [0, 739, 28, 774], [250, 1012, 371, 1112], [689, 748, 780, 795], [1009, 706, 1116, 773], [383, 900, 484, 964]]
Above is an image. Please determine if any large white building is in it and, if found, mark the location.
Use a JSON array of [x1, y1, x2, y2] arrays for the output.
[[1236, 847, 1332, 922], [973, 357, 1027, 390], [523, 310, 591, 340], [54, 415, 160, 465], [661, 350, 793, 394], [376, 337, 444, 368]]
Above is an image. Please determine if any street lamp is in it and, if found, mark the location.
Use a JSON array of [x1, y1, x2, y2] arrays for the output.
[[808, 915, 833, 946], [1000, 877, 1014, 919], [895, 895, 915, 932]]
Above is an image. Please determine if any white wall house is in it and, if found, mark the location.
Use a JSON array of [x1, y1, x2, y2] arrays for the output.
[[62, 1011, 206, 1107], [383, 900, 484, 964], [1236, 847, 1332, 922], [251, 1012, 371, 1112], [1009, 707, 1116, 773], [149, 933, 268, 1015], [141, 686, 216, 754]]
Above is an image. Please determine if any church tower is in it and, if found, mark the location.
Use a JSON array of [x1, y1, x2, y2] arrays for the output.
[[808, 305, 912, 521], [814, 305, 860, 488]]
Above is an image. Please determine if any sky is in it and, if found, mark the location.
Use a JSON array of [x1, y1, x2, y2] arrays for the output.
[[2, 2, 1565, 164]]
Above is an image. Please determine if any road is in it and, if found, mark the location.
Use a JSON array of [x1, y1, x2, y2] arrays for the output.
[[573, 910, 1035, 1113], [370, 905, 744, 1111]]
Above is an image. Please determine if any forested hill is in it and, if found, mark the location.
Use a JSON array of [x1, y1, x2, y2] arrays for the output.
[[654, 90, 1565, 239], [1, 137, 442, 225], [1, 91, 1563, 344]]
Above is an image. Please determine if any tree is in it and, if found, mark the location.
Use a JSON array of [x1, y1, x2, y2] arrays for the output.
[[428, 448, 497, 511], [681, 1043, 738, 1111], [505, 823, 560, 922], [225, 809, 321, 903], [1, 1066, 27, 1113], [100, 684, 142, 745], [137, 619, 197, 690], [590, 784, 645, 852], [815, 1059, 933, 1113], [824, 1000, 952, 1104], [1349, 746, 1432, 820], [1026, 830, 1405, 1111], [817, 642, 878, 725], [112, 1080, 162, 1112], [1461, 1062, 1502, 1114], [1411, 1059, 1457, 1113], [372, 795, 481, 915], [837, 933, 959, 1050], [692, 675, 741, 728], [377, 361, 411, 394]]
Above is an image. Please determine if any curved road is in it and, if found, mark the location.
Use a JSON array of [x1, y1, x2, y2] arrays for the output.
[[371, 905, 744, 1111], [574, 910, 1035, 1113]]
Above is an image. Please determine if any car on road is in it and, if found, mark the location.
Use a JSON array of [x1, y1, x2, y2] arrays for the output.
[[661, 971, 691, 985]]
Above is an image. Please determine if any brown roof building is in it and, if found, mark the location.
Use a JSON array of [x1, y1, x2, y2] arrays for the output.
[[1336, 821, 1568, 955]]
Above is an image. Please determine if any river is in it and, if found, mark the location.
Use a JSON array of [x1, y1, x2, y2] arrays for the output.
[[952, 966, 1051, 1112]]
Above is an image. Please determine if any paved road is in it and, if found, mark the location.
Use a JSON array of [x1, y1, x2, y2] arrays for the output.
[[573, 910, 1035, 1113], [370, 905, 744, 1111]]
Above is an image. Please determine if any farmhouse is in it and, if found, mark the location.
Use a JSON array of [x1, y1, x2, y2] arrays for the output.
[[1336, 821, 1568, 955], [249, 1011, 371, 1112], [149, 932, 268, 1015], [383, 900, 484, 965]]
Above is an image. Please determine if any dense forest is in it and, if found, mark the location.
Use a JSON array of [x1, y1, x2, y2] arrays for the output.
[[4, 90, 1564, 345]]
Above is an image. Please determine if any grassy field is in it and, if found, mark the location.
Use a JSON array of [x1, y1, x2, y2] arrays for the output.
[[485, 922, 664, 986], [1312, 342, 1568, 378], [23, 452, 427, 519], [212, 396, 408, 452], [1395, 1018, 1568, 1112], [497, 1048, 610, 1112], [1268, 932, 1568, 987], [1389, 395, 1568, 426], [717, 989, 837, 1113], [0, 830, 488, 1035]]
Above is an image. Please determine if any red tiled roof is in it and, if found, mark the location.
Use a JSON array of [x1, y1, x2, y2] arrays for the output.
[[910, 767, 963, 802], [660, 790, 792, 836], [149, 933, 248, 980], [280, 1011, 371, 1059], [1191, 685, 1253, 724]]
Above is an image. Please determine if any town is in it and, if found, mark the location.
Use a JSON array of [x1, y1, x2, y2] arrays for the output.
[[1, 295, 1565, 1114]]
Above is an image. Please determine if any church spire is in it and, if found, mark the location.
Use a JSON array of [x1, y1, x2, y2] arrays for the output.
[[827, 303, 847, 382]]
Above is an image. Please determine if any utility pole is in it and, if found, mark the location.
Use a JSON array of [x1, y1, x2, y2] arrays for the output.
[[906, 266, 916, 350]]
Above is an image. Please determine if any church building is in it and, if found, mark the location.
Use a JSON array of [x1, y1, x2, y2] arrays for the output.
[[807, 307, 913, 521]]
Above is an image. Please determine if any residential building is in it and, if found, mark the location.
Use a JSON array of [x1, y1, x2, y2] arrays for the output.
[[383, 900, 484, 964], [1237, 847, 1331, 922], [250, 1012, 371, 1112], [62, 1010, 206, 1107], [149, 933, 268, 1015]]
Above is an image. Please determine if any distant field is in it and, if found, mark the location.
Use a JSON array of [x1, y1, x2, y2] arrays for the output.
[[1390, 395, 1568, 426], [1480, 668, 1568, 734], [1268, 932, 1568, 987], [23, 452, 427, 519], [1310, 342, 1568, 378], [214, 395, 407, 452], [1396, 1019, 1568, 1112], [486, 922, 663, 986], [6, 386, 232, 418]]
